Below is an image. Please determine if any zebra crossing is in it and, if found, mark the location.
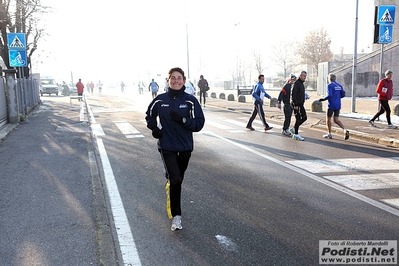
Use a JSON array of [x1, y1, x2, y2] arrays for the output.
[[286, 157, 399, 209], [93, 117, 399, 210]]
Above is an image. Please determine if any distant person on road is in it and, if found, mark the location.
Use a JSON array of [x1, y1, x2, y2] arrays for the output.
[[89, 81, 94, 95], [246, 74, 273, 132], [369, 70, 397, 129], [278, 74, 296, 136], [145, 67, 205, 231], [319, 73, 349, 140], [164, 78, 169, 92], [138, 81, 144, 94], [291, 71, 308, 141], [184, 77, 196, 95], [120, 81, 125, 93], [97, 80, 103, 95], [76, 79, 84, 101], [149, 79, 159, 99], [197, 75, 209, 107]]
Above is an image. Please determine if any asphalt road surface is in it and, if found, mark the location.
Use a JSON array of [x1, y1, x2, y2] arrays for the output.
[[87, 88, 399, 265]]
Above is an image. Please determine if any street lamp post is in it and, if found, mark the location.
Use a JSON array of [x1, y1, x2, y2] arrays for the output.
[[351, 0, 359, 113]]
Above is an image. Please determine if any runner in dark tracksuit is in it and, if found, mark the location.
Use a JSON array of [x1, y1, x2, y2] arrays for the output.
[[291, 71, 308, 141], [278, 74, 296, 136], [145, 67, 205, 231], [246, 74, 273, 131]]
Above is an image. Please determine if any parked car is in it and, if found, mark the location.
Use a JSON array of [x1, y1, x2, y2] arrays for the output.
[[40, 76, 59, 96], [68, 83, 77, 94]]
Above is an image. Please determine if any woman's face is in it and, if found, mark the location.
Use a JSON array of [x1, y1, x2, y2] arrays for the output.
[[168, 71, 184, 91]]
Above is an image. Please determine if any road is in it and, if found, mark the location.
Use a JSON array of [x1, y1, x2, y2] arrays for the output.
[[89, 88, 399, 265]]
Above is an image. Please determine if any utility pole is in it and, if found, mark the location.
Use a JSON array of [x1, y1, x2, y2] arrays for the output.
[[351, 0, 359, 113]]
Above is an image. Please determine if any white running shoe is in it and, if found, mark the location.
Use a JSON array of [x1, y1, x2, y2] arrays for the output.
[[323, 133, 332, 139], [282, 129, 292, 136], [368, 120, 375, 126], [388, 124, 397, 129], [171, 215, 182, 231], [289, 128, 295, 135], [292, 134, 304, 141]]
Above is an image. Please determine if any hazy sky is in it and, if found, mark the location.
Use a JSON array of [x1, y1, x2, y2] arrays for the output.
[[37, 0, 374, 84]]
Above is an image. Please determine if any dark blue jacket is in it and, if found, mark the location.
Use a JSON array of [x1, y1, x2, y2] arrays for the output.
[[145, 87, 205, 152]]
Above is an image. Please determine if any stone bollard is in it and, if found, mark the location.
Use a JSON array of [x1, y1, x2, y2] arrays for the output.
[[211, 92, 216, 98], [238, 95, 246, 103], [394, 103, 399, 116], [311, 100, 323, 112], [219, 93, 225, 100], [269, 97, 278, 107], [227, 94, 235, 101]]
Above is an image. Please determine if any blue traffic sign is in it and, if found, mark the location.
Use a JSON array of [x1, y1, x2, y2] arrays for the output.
[[9, 50, 27, 67], [377, 5, 396, 25], [7, 33, 26, 50], [378, 25, 393, 44]]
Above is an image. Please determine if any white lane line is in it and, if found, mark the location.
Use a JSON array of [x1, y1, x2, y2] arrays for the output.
[[287, 157, 399, 174], [97, 138, 141, 266], [87, 100, 141, 265], [201, 131, 399, 217], [91, 124, 105, 136], [324, 173, 399, 190]]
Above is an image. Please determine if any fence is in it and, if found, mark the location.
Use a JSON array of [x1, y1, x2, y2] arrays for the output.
[[0, 75, 41, 128]]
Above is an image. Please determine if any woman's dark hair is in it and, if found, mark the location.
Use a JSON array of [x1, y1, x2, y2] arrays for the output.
[[168, 67, 185, 79]]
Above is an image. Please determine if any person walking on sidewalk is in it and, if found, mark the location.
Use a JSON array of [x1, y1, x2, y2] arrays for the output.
[[197, 75, 209, 107], [319, 73, 349, 140], [246, 74, 273, 132], [291, 71, 308, 141], [145, 67, 205, 231], [369, 70, 397, 129], [278, 74, 296, 136]]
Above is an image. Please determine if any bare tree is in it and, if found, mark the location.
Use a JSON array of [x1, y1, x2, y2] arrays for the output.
[[270, 41, 297, 79], [253, 49, 267, 76], [0, 0, 48, 70], [297, 27, 333, 75]]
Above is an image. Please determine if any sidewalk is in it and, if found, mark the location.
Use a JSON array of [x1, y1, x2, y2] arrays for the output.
[[0, 97, 115, 265], [205, 90, 399, 148]]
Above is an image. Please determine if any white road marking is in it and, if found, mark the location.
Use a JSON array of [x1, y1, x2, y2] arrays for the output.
[[87, 101, 141, 265], [286, 157, 399, 174], [382, 198, 399, 209], [97, 138, 142, 266], [114, 121, 141, 135], [201, 131, 399, 217], [91, 123, 105, 136], [324, 173, 399, 190], [206, 120, 233, 130]]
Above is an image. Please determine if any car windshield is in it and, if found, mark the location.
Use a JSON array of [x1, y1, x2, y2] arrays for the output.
[[41, 79, 56, 85]]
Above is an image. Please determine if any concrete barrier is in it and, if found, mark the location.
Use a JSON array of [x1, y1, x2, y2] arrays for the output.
[[270, 98, 278, 107], [238, 95, 246, 103], [394, 103, 399, 116], [312, 100, 323, 112], [219, 93, 225, 100], [227, 94, 235, 101]]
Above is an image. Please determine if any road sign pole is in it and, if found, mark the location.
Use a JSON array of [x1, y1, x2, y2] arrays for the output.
[[351, 0, 359, 113]]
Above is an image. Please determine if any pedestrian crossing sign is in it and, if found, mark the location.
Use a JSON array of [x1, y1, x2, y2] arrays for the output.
[[7, 33, 26, 50], [377, 5, 396, 25]]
